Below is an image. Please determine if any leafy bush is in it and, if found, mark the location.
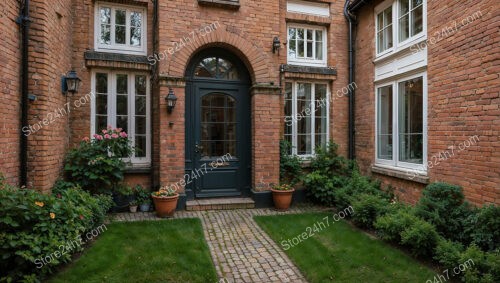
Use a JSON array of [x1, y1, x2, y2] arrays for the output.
[[279, 140, 303, 185], [415, 182, 472, 242], [351, 194, 390, 228], [400, 219, 440, 257], [64, 127, 133, 194], [304, 141, 352, 206], [460, 245, 499, 283], [434, 239, 464, 270], [330, 169, 389, 210], [304, 171, 347, 206], [374, 206, 419, 243], [465, 205, 500, 251], [0, 184, 111, 282], [310, 142, 352, 176]]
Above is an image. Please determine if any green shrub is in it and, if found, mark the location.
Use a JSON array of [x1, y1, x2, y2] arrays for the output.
[[434, 239, 464, 271], [304, 171, 348, 206], [465, 205, 500, 251], [310, 142, 352, 176], [330, 169, 389, 210], [460, 245, 499, 283], [0, 184, 111, 282], [351, 194, 390, 228], [304, 141, 353, 206], [64, 127, 133, 194], [279, 140, 303, 185], [400, 219, 439, 257], [415, 182, 472, 242], [374, 206, 419, 243]]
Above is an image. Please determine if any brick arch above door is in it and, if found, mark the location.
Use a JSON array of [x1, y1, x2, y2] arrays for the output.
[[163, 28, 273, 83]]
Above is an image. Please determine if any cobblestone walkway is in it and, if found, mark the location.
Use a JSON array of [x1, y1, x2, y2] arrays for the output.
[[113, 206, 323, 282]]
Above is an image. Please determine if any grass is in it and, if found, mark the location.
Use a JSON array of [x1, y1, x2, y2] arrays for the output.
[[49, 219, 218, 283], [255, 213, 437, 283]]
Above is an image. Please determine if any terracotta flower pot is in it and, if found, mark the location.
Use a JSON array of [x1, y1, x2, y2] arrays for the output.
[[271, 189, 295, 210], [152, 194, 179, 218]]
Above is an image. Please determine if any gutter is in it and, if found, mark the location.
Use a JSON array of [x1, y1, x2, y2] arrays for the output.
[[344, 0, 356, 160], [151, 0, 159, 189], [18, 0, 31, 187], [343, 0, 369, 160]]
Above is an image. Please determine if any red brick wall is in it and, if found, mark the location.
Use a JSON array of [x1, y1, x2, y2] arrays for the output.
[[354, 0, 499, 205], [26, 0, 75, 192], [426, 0, 499, 205], [0, 1, 22, 186]]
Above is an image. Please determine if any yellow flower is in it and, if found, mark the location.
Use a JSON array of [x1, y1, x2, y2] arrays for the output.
[[50, 213, 55, 219], [35, 201, 44, 207]]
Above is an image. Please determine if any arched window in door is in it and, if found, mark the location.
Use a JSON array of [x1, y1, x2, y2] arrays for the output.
[[194, 57, 240, 80]]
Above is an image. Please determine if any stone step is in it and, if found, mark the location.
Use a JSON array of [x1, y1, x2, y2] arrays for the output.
[[186, 197, 255, 211]]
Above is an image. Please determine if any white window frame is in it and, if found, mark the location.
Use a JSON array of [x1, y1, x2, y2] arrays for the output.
[[374, 0, 427, 59], [375, 71, 427, 172], [287, 24, 328, 67], [94, 2, 147, 55], [90, 70, 151, 166], [285, 81, 330, 158]]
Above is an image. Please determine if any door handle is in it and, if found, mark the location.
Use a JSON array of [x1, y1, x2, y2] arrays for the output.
[[195, 143, 204, 153]]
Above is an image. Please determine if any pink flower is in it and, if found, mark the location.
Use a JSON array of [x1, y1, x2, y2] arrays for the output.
[[115, 128, 123, 133], [120, 132, 128, 138], [107, 125, 113, 130], [104, 134, 111, 139], [96, 135, 103, 140], [102, 129, 107, 134], [111, 133, 118, 139], [82, 137, 90, 142]]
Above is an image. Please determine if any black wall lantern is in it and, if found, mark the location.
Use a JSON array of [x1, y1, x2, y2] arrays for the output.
[[61, 70, 81, 95], [272, 36, 281, 54], [165, 87, 178, 113]]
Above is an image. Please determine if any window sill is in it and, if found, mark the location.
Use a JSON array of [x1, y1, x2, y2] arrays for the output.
[[124, 165, 151, 174], [198, 0, 240, 9], [84, 51, 151, 71], [373, 34, 427, 64], [371, 164, 429, 184], [280, 64, 337, 80]]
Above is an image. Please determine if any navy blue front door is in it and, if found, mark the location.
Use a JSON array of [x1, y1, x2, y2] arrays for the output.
[[185, 48, 251, 198]]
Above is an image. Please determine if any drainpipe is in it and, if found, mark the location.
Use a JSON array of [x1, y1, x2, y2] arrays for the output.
[[150, 0, 159, 189], [18, 0, 31, 187], [344, 0, 355, 160]]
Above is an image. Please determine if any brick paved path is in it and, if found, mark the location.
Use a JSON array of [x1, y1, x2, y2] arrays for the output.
[[113, 207, 320, 282]]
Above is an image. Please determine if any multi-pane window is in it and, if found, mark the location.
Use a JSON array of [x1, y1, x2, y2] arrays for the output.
[[93, 71, 150, 164], [398, 0, 423, 42], [284, 82, 329, 156], [376, 74, 426, 169], [96, 3, 146, 54], [376, 6, 393, 54], [287, 25, 327, 66], [375, 0, 425, 55]]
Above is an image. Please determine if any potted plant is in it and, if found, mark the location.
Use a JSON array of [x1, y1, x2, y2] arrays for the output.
[[152, 186, 179, 218], [135, 185, 151, 212], [129, 200, 138, 213], [271, 183, 295, 210]]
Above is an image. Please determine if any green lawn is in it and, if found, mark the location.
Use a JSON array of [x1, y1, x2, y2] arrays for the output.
[[49, 219, 217, 283], [255, 213, 437, 283]]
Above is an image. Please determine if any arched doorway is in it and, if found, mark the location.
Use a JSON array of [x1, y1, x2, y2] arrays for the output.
[[185, 48, 251, 198]]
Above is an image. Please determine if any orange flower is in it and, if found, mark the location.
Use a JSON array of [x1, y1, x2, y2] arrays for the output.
[[50, 213, 56, 219], [35, 201, 44, 207]]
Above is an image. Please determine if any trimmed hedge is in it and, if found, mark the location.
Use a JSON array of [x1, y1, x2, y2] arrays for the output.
[[0, 182, 112, 282]]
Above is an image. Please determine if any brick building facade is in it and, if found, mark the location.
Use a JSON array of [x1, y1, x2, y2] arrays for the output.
[[0, 0, 498, 206]]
